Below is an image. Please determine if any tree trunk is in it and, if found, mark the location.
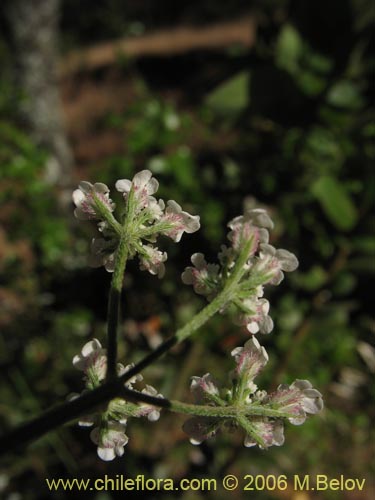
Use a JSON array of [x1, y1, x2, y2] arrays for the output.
[[6, 0, 73, 189]]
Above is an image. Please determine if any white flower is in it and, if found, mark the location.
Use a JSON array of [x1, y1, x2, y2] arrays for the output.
[[160, 200, 200, 242], [231, 337, 269, 388], [227, 216, 260, 259], [182, 253, 220, 298], [139, 244, 168, 278], [73, 339, 107, 386], [138, 385, 164, 422], [190, 373, 221, 404], [147, 198, 165, 221], [255, 244, 299, 285], [235, 296, 274, 334], [90, 422, 129, 461], [116, 170, 159, 211], [243, 419, 285, 448], [267, 379, 324, 425], [73, 182, 114, 220]]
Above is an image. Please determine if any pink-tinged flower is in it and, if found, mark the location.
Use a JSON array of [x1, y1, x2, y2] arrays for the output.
[[90, 422, 129, 461], [73, 339, 107, 386], [73, 182, 114, 220], [139, 244, 168, 278], [243, 418, 285, 448], [227, 216, 261, 259], [267, 379, 324, 425], [138, 385, 164, 422], [181, 253, 220, 298], [254, 243, 299, 285], [235, 297, 274, 334], [115, 170, 159, 211], [182, 417, 221, 445], [190, 373, 221, 404], [160, 200, 200, 242], [231, 337, 268, 387]]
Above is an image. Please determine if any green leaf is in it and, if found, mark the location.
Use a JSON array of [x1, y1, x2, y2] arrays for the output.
[[298, 71, 326, 96], [205, 72, 250, 115], [275, 24, 303, 74], [327, 81, 364, 110], [295, 265, 328, 291], [352, 236, 375, 254], [311, 176, 358, 230]]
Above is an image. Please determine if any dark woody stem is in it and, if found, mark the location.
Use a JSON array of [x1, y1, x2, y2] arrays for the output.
[[0, 339, 176, 456], [102, 188, 136, 380]]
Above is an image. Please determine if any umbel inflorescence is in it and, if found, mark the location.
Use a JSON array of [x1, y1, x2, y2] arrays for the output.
[[72, 170, 323, 461]]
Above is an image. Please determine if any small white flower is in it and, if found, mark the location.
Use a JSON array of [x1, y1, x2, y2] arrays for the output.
[[231, 337, 268, 396], [182, 253, 220, 298], [116, 170, 159, 211], [255, 244, 299, 285], [235, 297, 274, 334], [90, 422, 129, 461], [73, 339, 107, 386], [139, 245, 168, 278], [227, 216, 260, 258], [231, 337, 269, 386], [190, 373, 221, 403], [268, 379, 324, 425], [73, 182, 114, 220], [160, 200, 200, 242], [147, 198, 165, 221], [138, 385, 164, 422], [243, 419, 284, 449]]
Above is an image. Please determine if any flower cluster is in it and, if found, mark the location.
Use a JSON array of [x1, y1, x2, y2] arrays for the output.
[[73, 170, 200, 276], [70, 174, 323, 460], [72, 339, 163, 461], [182, 208, 298, 334], [183, 338, 323, 448]]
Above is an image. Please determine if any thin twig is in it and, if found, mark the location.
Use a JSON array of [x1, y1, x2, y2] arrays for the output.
[[59, 16, 256, 77]]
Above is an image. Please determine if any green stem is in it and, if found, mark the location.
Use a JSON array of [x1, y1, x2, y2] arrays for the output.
[[105, 187, 138, 380], [168, 399, 291, 420], [106, 235, 128, 380], [92, 193, 122, 236], [235, 414, 267, 448], [176, 235, 254, 343]]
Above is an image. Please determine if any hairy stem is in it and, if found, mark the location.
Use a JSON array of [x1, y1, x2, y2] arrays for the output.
[[106, 234, 128, 379]]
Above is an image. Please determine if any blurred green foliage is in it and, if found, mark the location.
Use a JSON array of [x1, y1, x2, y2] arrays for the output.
[[0, 122, 71, 266]]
